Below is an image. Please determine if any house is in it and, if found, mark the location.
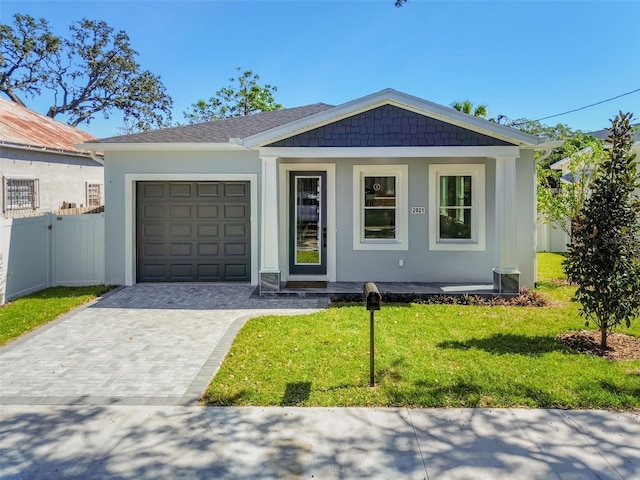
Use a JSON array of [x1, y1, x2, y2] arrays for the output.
[[537, 122, 640, 252], [0, 98, 104, 217], [82, 89, 553, 294]]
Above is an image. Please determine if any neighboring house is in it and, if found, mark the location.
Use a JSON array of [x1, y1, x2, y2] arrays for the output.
[[83, 89, 553, 294], [0, 98, 104, 217]]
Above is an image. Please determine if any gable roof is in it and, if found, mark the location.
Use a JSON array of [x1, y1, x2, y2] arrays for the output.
[[0, 97, 96, 155], [243, 89, 544, 148], [85, 89, 548, 150], [88, 103, 334, 144], [589, 123, 640, 143]]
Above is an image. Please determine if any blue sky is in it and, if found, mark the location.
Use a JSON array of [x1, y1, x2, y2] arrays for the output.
[[2, 0, 639, 138]]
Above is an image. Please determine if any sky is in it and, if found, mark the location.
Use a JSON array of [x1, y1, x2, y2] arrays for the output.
[[2, 0, 640, 139]]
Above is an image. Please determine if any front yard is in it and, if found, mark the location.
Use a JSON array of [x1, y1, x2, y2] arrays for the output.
[[203, 253, 640, 410], [0, 286, 113, 346]]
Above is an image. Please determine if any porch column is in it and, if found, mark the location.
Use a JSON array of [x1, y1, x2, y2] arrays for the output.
[[493, 156, 520, 293], [259, 155, 280, 294]]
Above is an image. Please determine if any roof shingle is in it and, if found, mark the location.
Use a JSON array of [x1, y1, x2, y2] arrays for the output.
[[89, 103, 334, 144]]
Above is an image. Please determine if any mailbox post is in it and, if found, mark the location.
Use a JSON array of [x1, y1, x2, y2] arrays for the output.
[[363, 282, 381, 387]]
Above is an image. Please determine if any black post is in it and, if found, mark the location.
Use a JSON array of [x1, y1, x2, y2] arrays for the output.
[[370, 310, 375, 387]]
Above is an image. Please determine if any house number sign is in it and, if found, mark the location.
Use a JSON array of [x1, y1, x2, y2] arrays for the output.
[[411, 206, 426, 214]]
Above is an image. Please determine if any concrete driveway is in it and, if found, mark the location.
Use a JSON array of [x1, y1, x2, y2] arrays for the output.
[[0, 284, 324, 406]]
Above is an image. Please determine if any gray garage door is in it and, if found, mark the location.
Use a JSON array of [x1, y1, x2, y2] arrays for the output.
[[136, 181, 250, 282]]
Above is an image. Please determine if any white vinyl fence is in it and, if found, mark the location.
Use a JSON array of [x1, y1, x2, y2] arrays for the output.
[[0, 213, 105, 303]]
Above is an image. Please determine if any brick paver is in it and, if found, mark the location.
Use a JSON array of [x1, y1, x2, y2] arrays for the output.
[[0, 285, 324, 406]]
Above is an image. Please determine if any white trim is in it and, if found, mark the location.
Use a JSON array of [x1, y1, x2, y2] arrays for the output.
[[352, 165, 408, 251], [278, 163, 336, 282], [428, 164, 486, 251], [259, 145, 520, 159], [243, 89, 544, 147], [123, 173, 258, 286]]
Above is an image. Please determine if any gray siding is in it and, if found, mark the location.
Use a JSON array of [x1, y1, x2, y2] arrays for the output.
[[268, 105, 516, 148]]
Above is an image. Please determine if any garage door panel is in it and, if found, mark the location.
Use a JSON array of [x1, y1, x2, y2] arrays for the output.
[[170, 224, 192, 237], [141, 264, 166, 280], [224, 242, 247, 256], [144, 243, 165, 256], [197, 224, 219, 237], [197, 183, 219, 197], [197, 205, 220, 219], [224, 204, 247, 219], [137, 181, 250, 282], [197, 264, 220, 280], [143, 223, 164, 237], [170, 204, 192, 219], [142, 184, 165, 197], [170, 264, 193, 279], [225, 264, 248, 279], [170, 183, 192, 197], [198, 243, 219, 256], [225, 182, 247, 197], [225, 224, 247, 237], [170, 243, 193, 256], [143, 204, 165, 219]]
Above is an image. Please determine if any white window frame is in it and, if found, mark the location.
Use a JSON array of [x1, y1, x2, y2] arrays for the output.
[[353, 164, 408, 251], [429, 164, 485, 251], [3, 176, 39, 212]]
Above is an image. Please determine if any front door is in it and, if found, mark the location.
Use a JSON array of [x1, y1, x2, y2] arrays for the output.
[[289, 171, 327, 275]]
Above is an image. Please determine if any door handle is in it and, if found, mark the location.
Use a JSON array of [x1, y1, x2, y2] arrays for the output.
[[323, 227, 327, 248]]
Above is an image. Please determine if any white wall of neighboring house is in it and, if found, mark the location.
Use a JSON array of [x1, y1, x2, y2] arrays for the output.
[[1, 147, 104, 216]]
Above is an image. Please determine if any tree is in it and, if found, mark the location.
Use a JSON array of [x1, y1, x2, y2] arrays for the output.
[[537, 133, 605, 239], [184, 68, 283, 124], [451, 99, 488, 118], [1, 14, 172, 131], [564, 112, 640, 350]]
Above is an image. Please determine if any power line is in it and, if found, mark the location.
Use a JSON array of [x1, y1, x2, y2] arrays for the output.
[[510, 87, 640, 126]]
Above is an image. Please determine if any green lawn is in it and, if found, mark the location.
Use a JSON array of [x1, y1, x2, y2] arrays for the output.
[[203, 252, 640, 410], [0, 285, 113, 346]]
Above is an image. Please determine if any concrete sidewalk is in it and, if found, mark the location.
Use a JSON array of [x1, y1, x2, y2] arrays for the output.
[[1, 406, 638, 479]]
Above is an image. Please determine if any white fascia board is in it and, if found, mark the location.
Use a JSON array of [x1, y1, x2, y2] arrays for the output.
[[242, 88, 545, 148], [259, 145, 521, 159], [76, 142, 248, 152]]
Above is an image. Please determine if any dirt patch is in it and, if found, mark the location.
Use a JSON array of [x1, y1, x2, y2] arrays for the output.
[[558, 330, 640, 361]]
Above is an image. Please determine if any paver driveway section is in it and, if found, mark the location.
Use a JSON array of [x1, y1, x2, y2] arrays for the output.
[[0, 284, 324, 406]]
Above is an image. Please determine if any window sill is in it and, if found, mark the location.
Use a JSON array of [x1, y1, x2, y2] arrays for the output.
[[353, 240, 408, 251], [429, 240, 485, 251]]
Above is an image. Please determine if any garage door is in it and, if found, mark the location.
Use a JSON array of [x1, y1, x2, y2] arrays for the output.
[[136, 181, 250, 282]]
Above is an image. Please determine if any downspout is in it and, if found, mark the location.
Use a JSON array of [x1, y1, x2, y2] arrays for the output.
[[89, 150, 104, 165]]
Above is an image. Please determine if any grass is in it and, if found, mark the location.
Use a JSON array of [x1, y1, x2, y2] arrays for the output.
[[0, 285, 113, 346], [203, 252, 640, 410]]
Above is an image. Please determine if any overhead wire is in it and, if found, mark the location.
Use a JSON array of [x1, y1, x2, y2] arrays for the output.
[[509, 88, 640, 127]]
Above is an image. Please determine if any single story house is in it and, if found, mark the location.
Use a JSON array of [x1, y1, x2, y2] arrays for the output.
[[0, 98, 104, 217], [83, 89, 553, 294]]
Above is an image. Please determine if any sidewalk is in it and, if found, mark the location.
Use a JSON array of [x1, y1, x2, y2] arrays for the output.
[[1, 406, 638, 479]]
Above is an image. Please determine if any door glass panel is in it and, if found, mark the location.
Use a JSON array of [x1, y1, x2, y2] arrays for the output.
[[295, 176, 321, 264]]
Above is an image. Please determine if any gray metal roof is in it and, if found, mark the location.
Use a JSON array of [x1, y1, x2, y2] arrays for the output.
[[89, 103, 334, 144]]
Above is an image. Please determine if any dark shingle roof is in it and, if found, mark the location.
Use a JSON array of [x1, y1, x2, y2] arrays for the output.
[[589, 123, 640, 142], [90, 103, 334, 144]]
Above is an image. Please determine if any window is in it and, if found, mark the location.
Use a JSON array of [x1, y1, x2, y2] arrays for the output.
[[429, 164, 485, 251], [3, 177, 39, 211], [353, 165, 408, 250], [87, 183, 103, 207]]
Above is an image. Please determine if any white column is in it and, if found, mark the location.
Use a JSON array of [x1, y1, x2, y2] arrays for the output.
[[259, 155, 280, 292], [493, 156, 520, 292]]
